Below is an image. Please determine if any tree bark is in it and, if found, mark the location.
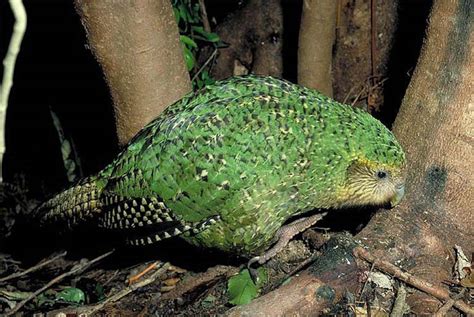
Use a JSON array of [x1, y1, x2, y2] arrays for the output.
[[332, 0, 398, 111], [206, 0, 283, 80], [226, 272, 331, 317], [297, 0, 337, 97], [74, 0, 192, 146]]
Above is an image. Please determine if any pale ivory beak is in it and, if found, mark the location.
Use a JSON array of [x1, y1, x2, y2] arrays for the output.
[[390, 184, 405, 208]]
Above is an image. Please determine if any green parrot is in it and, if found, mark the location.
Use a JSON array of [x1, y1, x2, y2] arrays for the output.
[[36, 75, 406, 264]]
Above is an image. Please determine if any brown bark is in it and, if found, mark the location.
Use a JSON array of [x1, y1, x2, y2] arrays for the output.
[[74, 0, 191, 146], [332, 0, 398, 111], [357, 0, 473, 313], [297, 0, 337, 97], [206, 0, 283, 80], [226, 272, 331, 317]]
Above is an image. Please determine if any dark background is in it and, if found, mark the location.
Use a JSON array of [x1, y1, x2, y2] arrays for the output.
[[0, 0, 431, 199]]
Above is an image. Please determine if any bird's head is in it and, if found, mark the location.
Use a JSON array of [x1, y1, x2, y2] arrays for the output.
[[340, 158, 406, 208]]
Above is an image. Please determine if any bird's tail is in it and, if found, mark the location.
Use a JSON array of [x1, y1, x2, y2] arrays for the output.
[[34, 176, 103, 230]]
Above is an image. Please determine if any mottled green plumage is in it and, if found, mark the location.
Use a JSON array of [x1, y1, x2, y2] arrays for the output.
[[37, 75, 405, 257]]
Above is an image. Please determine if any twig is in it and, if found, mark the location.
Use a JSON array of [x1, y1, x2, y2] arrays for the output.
[[354, 247, 474, 316], [198, 0, 211, 33], [351, 85, 367, 107], [0, 0, 27, 182], [48, 262, 170, 316], [433, 288, 467, 317], [103, 269, 119, 286], [0, 251, 67, 283], [6, 250, 114, 316], [191, 48, 218, 83], [0, 254, 21, 265], [358, 262, 376, 301], [128, 261, 160, 285], [342, 85, 357, 104]]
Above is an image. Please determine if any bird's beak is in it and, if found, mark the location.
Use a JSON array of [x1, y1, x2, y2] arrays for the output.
[[390, 184, 405, 208]]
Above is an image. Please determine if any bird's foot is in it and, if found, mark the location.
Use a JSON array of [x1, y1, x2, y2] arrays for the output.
[[247, 212, 328, 282]]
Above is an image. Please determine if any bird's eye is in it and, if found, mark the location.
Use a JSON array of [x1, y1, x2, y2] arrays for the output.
[[376, 171, 388, 179]]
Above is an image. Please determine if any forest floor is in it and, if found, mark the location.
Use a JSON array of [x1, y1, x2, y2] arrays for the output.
[[0, 184, 471, 316], [0, 227, 339, 316]]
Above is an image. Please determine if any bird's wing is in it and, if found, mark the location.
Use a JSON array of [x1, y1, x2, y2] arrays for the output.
[[98, 77, 313, 236]]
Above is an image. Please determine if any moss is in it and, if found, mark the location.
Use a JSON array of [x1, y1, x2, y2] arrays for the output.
[[315, 285, 336, 302]]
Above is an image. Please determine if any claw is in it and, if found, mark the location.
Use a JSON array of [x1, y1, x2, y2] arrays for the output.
[[249, 212, 327, 270], [247, 256, 262, 284], [247, 256, 261, 268]]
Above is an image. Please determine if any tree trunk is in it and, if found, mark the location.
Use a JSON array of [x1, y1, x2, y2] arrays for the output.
[[332, 0, 398, 112], [297, 0, 337, 97], [358, 0, 473, 313], [74, 0, 192, 146], [206, 0, 283, 80]]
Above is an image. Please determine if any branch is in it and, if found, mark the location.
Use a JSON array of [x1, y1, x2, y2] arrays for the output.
[[198, 0, 211, 33], [0, 251, 67, 283], [0, 0, 27, 182]]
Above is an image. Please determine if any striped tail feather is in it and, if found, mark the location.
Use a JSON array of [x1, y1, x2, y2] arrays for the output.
[[34, 176, 103, 229], [126, 215, 221, 246]]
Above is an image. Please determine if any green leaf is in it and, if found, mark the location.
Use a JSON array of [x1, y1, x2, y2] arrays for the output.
[[180, 35, 198, 48], [191, 26, 219, 42], [94, 283, 106, 302], [173, 7, 181, 25], [227, 268, 267, 306], [55, 287, 85, 305], [195, 78, 204, 90], [182, 45, 196, 71], [178, 4, 188, 23], [204, 32, 220, 43], [50, 108, 82, 182], [36, 293, 55, 308], [191, 25, 205, 34], [255, 267, 268, 289]]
